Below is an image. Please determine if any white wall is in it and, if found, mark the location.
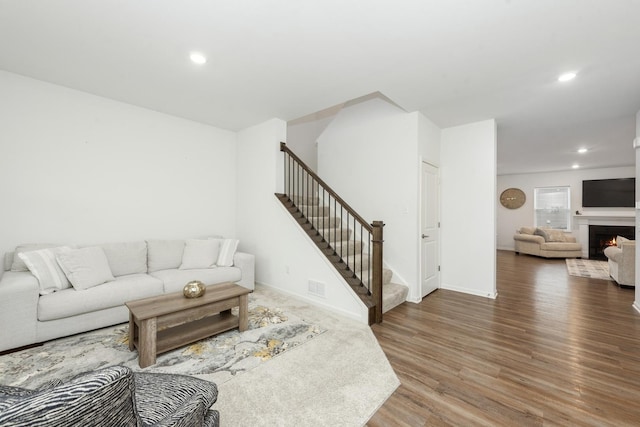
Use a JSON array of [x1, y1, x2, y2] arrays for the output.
[[635, 110, 640, 313], [497, 166, 636, 250], [317, 97, 421, 300], [441, 120, 497, 298], [236, 119, 368, 322], [417, 112, 441, 166], [415, 112, 442, 300], [286, 106, 341, 171], [0, 71, 237, 255]]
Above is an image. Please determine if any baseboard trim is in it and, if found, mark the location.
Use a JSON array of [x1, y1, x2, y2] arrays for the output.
[[633, 301, 640, 315], [440, 282, 498, 299], [255, 281, 365, 323]]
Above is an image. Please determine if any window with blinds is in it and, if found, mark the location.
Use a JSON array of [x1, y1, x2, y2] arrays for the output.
[[534, 186, 571, 230]]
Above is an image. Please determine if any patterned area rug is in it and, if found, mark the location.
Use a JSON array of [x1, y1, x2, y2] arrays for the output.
[[566, 258, 612, 281], [0, 294, 325, 389]]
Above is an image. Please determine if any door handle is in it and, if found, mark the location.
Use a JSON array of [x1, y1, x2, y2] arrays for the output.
[[422, 234, 429, 239]]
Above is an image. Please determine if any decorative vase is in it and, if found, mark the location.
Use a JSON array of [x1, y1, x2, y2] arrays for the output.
[[183, 280, 206, 298]]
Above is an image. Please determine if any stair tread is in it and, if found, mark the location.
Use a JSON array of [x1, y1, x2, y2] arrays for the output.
[[382, 282, 409, 313], [276, 192, 390, 322]]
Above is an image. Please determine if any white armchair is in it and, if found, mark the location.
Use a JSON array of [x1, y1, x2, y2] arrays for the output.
[[604, 237, 635, 287]]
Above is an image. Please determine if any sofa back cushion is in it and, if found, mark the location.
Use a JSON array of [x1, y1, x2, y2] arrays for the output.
[[3, 252, 13, 271], [519, 227, 536, 235], [534, 228, 567, 242], [10, 244, 59, 272], [100, 241, 148, 277], [147, 240, 185, 272]]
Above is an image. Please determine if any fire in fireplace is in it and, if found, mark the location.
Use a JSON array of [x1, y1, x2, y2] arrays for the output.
[[588, 225, 635, 260]]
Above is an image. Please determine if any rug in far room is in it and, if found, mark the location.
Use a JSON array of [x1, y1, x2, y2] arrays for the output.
[[566, 258, 612, 281]]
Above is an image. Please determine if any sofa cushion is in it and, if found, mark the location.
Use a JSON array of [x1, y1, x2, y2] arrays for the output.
[[18, 246, 74, 295], [546, 230, 567, 242], [534, 228, 567, 242], [56, 247, 115, 290], [179, 239, 219, 270], [4, 252, 14, 271], [540, 242, 582, 251], [147, 240, 185, 272], [11, 244, 59, 272], [38, 274, 164, 321], [519, 227, 536, 235], [150, 267, 241, 294], [100, 241, 147, 277]]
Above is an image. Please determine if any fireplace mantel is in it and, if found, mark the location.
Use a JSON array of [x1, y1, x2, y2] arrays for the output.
[[574, 214, 636, 258]]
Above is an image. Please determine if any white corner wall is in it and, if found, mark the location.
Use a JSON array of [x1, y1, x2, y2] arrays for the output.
[[497, 166, 635, 251], [317, 98, 421, 300], [415, 112, 442, 301], [441, 119, 497, 298], [635, 110, 640, 313], [286, 108, 341, 172], [417, 112, 441, 167], [0, 71, 237, 255], [236, 119, 368, 322]]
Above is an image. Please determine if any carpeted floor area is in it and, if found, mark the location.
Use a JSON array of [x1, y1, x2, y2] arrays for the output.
[[0, 284, 399, 426], [0, 297, 325, 389], [214, 285, 400, 426]]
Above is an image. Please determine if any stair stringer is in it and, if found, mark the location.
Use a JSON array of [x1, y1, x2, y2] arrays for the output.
[[274, 199, 371, 323]]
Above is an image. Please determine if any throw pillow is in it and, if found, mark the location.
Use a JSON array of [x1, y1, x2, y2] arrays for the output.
[[56, 246, 115, 290], [18, 246, 73, 295], [519, 227, 536, 235], [617, 236, 629, 248], [217, 239, 239, 267], [533, 228, 549, 241], [11, 243, 59, 272], [179, 239, 219, 270]]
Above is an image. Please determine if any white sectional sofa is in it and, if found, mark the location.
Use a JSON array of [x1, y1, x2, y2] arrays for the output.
[[0, 238, 255, 353]]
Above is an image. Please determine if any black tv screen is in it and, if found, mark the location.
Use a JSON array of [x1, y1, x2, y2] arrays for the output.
[[582, 178, 635, 207]]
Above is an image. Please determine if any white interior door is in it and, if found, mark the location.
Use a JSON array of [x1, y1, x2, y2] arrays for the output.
[[421, 161, 440, 298]]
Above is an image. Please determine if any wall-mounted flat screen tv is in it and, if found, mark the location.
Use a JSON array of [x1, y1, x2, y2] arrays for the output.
[[582, 178, 635, 207]]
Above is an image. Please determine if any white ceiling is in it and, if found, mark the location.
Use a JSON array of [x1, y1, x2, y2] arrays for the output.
[[1, 0, 639, 175]]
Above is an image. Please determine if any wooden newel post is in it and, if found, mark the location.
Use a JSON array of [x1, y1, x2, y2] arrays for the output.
[[371, 220, 384, 324]]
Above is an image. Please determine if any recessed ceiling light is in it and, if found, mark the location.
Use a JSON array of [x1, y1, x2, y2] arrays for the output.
[[558, 72, 577, 82], [190, 52, 207, 65], [578, 148, 588, 154], [572, 164, 580, 169]]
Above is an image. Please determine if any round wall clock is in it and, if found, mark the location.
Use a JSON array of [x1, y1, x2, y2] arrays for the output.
[[500, 188, 526, 209]]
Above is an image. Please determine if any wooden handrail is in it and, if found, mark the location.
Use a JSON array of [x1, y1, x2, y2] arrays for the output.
[[280, 142, 373, 233], [278, 141, 384, 324]]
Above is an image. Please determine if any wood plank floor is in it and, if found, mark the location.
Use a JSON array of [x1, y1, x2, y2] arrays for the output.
[[368, 250, 640, 426]]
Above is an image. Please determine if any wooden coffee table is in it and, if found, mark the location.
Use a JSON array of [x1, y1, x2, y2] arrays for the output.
[[125, 282, 251, 368]]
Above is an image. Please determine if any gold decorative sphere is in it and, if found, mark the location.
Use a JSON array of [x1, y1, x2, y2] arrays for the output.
[[183, 280, 206, 298]]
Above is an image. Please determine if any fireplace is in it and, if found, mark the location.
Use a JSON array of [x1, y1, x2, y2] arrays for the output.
[[588, 225, 635, 260]]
